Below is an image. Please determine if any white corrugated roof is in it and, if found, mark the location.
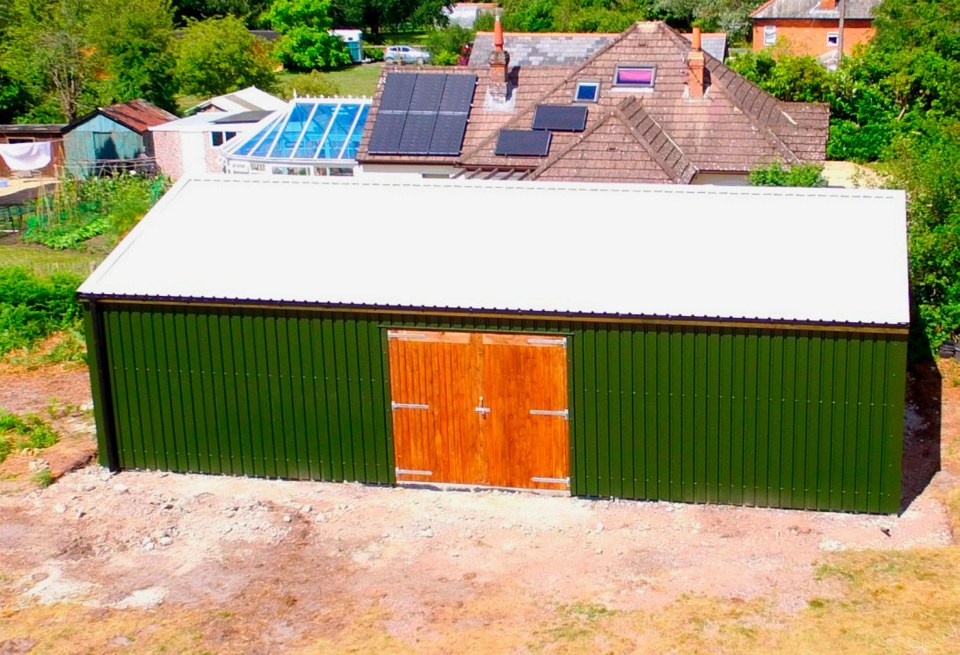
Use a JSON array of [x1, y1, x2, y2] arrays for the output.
[[189, 86, 287, 114], [78, 177, 909, 326], [149, 111, 269, 133]]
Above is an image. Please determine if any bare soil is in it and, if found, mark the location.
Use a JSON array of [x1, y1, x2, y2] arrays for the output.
[[0, 360, 957, 653]]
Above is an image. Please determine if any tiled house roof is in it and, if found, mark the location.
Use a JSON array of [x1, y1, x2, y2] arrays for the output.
[[469, 32, 618, 68], [357, 21, 828, 183], [751, 0, 880, 20]]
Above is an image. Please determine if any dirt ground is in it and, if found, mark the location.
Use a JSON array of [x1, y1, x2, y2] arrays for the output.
[[0, 360, 957, 653]]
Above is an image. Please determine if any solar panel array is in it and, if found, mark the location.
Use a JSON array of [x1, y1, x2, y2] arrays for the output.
[[495, 102, 589, 157], [494, 130, 552, 157], [368, 73, 476, 156], [532, 105, 589, 132]]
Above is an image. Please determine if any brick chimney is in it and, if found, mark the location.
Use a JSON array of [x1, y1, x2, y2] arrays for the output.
[[488, 12, 511, 102], [687, 27, 706, 98], [819, 0, 837, 8]]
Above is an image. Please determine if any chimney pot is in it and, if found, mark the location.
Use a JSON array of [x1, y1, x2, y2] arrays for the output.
[[819, 0, 837, 9], [692, 26, 702, 51], [493, 12, 504, 52]]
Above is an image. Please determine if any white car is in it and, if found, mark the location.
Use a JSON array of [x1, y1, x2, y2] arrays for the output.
[[384, 45, 431, 65]]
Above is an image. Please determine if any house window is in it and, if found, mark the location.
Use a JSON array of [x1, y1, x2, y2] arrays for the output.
[[763, 25, 777, 46], [614, 66, 656, 88], [827, 32, 839, 46], [212, 132, 224, 147], [574, 81, 600, 102]]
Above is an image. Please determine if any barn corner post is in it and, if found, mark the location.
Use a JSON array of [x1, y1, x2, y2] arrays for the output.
[[82, 298, 121, 472]]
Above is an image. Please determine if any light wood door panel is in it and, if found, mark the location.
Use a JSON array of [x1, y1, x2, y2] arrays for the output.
[[481, 334, 569, 489], [388, 330, 568, 490], [387, 331, 482, 484]]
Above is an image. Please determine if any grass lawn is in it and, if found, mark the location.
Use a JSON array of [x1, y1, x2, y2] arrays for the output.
[[280, 63, 384, 99], [0, 240, 104, 278]]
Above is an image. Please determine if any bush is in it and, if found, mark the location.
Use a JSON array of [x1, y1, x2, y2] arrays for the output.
[[175, 16, 278, 96], [0, 411, 59, 464], [362, 44, 385, 61], [424, 25, 473, 66], [0, 268, 83, 356], [748, 162, 826, 187]]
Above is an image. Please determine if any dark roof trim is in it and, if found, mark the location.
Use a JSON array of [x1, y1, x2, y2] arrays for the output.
[[75, 293, 910, 334]]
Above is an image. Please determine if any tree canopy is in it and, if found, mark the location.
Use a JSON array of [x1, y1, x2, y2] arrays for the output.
[[174, 16, 278, 96], [267, 0, 353, 70]]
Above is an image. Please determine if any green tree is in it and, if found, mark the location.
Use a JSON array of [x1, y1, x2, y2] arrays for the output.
[[329, 0, 448, 38], [171, 0, 273, 26], [1, 0, 101, 121], [651, 0, 753, 42], [174, 16, 278, 96], [267, 0, 352, 70], [87, 0, 179, 113]]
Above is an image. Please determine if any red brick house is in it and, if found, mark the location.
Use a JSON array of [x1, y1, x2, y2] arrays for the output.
[[357, 20, 828, 184], [751, 0, 881, 68]]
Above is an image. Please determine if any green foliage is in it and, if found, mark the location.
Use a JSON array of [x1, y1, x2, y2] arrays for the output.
[[0, 268, 83, 356], [424, 25, 474, 67], [728, 50, 830, 103], [268, 0, 353, 70], [23, 174, 169, 250], [0, 410, 59, 464], [86, 0, 179, 113], [473, 12, 495, 31], [889, 121, 960, 350], [330, 0, 448, 38], [175, 16, 278, 96], [650, 0, 754, 41], [362, 44, 386, 61], [1, 0, 180, 121], [32, 468, 54, 487], [171, 0, 273, 26], [748, 162, 826, 187], [280, 71, 342, 98]]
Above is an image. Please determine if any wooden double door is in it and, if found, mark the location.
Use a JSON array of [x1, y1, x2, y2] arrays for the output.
[[387, 330, 569, 490]]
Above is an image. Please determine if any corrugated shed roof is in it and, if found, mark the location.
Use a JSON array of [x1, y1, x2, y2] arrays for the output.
[[79, 177, 909, 327], [751, 0, 880, 20], [84, 100, 177, 134], [0, 124, 66, 135]]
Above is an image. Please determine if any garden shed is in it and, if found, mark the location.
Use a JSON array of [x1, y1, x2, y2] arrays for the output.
[[63, 100, 177, 177], [79, 177, 909, 513]]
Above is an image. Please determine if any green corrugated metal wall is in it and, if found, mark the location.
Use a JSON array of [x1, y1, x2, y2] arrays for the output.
[[84, 302, 906, 513]]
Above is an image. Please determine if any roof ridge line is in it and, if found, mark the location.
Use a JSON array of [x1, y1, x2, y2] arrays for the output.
[[706, 60, 801, 164], [613, 97, 697, 183], [459, 22, 647, 161]]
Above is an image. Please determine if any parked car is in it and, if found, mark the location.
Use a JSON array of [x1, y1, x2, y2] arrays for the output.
[[384, 45, 431, 65]]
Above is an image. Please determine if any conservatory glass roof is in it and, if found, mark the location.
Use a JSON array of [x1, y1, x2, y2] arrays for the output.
[[222, 98, 371, 163]]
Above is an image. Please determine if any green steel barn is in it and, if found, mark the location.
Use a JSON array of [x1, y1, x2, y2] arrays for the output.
[[79, 177, 909, 513]]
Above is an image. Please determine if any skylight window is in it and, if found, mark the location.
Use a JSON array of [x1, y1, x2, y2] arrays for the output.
[[574, 81, 600, 102], [614, 65, 656, 88]]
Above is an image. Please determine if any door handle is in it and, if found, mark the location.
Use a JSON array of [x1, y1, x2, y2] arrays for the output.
[[475, 395, 490, 415]]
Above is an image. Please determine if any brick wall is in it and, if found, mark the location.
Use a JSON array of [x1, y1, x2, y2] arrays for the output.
[[153, 131, 183, 180], [752, 19, 875, 57]]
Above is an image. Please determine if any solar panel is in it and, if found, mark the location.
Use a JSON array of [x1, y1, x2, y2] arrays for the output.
[[495, 130, 552, 157], [398, 113, 437, 154], [380, 74, 417, 111], [409, 74, 446, 112], [429, 114, 468, 156], [439, 74, 477, 113], [532, 105, 588, 132], [367, 73, 476, 156], [367, 112, 407, 154]]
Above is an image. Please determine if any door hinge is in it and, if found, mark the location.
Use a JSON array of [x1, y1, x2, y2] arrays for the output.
[[531, 476, 570, 486], [391, 401, 429, 410], [529, 408, 569, 420], [527, 337, 567, 348], [396, 468, 433, 476], [387, 331, 426, 340]]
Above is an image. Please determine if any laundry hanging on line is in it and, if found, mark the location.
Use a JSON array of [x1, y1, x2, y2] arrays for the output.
[[0, 141, 52, 171]]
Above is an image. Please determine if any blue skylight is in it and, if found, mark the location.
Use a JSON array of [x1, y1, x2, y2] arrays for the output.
[[224, 99, 371, 163]]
